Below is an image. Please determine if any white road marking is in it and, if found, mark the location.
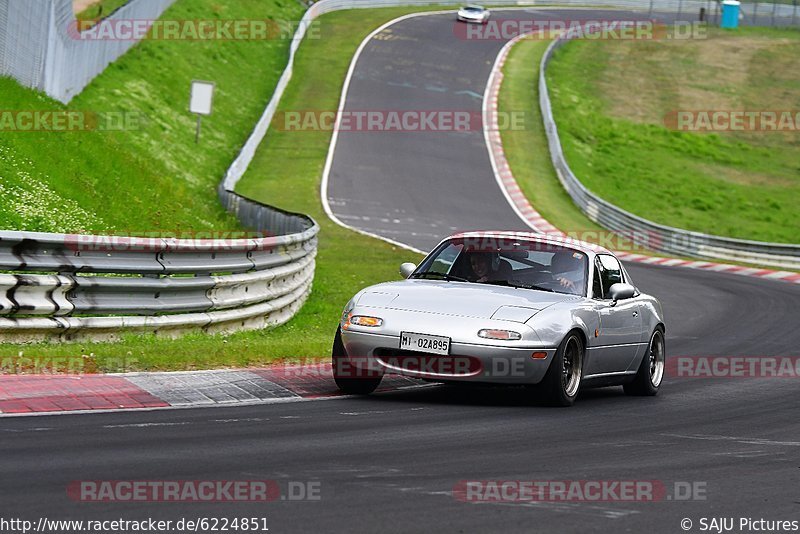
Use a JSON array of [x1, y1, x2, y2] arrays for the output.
[[103, 422, 192, 429], [663, 433, 800, 446]]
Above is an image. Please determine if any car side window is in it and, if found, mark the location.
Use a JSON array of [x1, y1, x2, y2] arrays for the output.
[[592, 262, 604, 299], [597, 255, 623, 299]]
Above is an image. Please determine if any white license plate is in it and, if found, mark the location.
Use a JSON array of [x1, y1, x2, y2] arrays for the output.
[[399, 332, 450, 356]]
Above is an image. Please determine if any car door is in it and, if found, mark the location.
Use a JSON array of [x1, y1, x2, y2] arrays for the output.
[[585, 254, 643, 376]]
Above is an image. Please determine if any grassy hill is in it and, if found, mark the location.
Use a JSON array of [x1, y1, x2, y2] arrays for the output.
[[546, 27, 800, 243], [0, 0, 305, 234]]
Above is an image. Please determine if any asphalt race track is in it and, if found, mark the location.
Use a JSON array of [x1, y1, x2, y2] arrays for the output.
[[2, 10, 799, 534]]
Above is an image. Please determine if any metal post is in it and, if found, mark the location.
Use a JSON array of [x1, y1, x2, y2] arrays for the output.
[[649, 0, 654, 17], [195, 115, 202, 144], [793, 0, 797, 27], [771, 0, 777, 27], [753, 1, 759, 23], [678, 0, 683, 19]]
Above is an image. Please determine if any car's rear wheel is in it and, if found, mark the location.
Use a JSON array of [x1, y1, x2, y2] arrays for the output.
[[538, 332, 584, 406], [332, 328, 383, 395], [624, 327, 665, 396]]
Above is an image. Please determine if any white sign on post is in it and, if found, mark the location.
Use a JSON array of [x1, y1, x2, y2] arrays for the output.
[[190, 80, 215, 143], [190, 80, 215, 115]]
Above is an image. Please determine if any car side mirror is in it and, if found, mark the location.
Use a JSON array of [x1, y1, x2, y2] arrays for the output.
[[608, 283, 636, 304], [400, 262, 417, 279]]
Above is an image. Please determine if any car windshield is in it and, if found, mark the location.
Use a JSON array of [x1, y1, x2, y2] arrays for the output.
[[463, 6, 484, 11], [411, 237, 589, 296]]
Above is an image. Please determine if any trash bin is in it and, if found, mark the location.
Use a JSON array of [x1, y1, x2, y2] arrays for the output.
[[721, 0, 741, 28]]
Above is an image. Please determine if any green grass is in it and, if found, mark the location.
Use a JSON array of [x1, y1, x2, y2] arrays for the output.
[[0, 7, 448, 372], [498, 39, 683, 257], [498, 39, 606, 238], [545, 26, 800, 243], [1, 0, 313, 233], [75, 0, 131, 22]]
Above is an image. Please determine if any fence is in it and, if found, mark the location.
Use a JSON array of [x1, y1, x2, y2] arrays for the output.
[[1, 0, 177, 103], [538, 26, 800, 270], [0, 202, 318, 342]]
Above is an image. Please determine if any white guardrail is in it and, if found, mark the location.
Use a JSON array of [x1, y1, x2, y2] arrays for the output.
[[1, 0, 797, 342]]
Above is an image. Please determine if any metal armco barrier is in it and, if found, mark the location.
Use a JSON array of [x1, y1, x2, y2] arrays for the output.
[[539, 27, 800, 270], [0, 221, 318, 342]]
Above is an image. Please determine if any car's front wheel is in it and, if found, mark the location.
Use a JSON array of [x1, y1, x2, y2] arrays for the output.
[[624, 327, 665, 396], [538, 332, 584, 406], [332, 328, 383, 395]]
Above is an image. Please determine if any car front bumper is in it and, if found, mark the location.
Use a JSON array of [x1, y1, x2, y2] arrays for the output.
[[457, 14, 488, 23], [340, 329, 556, 385]]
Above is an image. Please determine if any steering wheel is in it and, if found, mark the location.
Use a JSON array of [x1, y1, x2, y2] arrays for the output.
[[537, 278, 564, 290]]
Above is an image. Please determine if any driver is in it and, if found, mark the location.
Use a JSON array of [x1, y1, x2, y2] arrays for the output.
[[550, 250, 585, 293], [468, 251, 510, 283]]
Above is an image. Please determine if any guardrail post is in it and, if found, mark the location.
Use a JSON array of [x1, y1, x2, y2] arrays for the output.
[[753, 0, 759, 23], [793, 0, 798, 26]]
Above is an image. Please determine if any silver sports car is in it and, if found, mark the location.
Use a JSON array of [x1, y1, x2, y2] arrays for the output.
[[333, 232, 665, 406]]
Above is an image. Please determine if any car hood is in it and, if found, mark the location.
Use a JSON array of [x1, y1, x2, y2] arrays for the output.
[[356, 280, 575, 321]]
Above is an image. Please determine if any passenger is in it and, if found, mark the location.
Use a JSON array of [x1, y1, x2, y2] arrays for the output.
[[468, 251, 511, 283]]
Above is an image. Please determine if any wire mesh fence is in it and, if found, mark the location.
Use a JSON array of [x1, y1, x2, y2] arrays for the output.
[[0, 0, 176, 103]]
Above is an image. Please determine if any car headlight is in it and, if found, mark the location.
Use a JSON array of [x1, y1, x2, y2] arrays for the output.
[[340, 300, 355, 326], [348, 315, 384, 328], [478, 329, 521, 340]]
